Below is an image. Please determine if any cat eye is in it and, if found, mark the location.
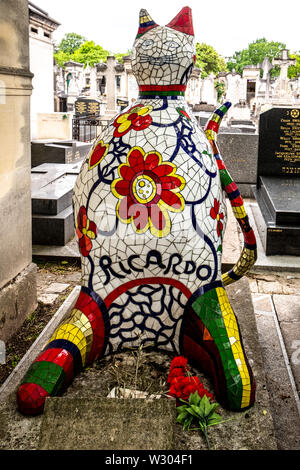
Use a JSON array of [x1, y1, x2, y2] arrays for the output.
[[141, 39, 154, 49], [164, 40, 179, 50]]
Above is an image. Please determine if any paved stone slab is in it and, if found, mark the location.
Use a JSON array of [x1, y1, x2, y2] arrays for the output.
[[272, 294, 300, 397], [273, 294, 300, 322], [45, 283, 70, 294], [38, 398, 176, 450], [254, 311, 300, 450], [279, 322, 300, 393], [252, 293, 273, 313], [37, 293, 59, 305]]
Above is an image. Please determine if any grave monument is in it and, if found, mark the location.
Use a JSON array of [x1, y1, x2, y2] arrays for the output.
[[17, 7, 257, 415], [252, 107, 300, 255], [31, 162, 83, 246]]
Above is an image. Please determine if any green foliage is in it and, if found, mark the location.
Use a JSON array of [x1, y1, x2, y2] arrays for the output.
[[195, 43, 227, 78], [53, 50, 72, 67], [227, 38, 286, 77], [54, 33, 128, 68], [214, 81, 226, 102], [57, 32, 87, 54], [72, 41, 110, 67], [176, 392, 224, 449], [288, 53, 300, 78], [114, 50, 132, 63]]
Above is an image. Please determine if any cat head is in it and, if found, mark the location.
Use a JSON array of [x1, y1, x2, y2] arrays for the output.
[[131, 7, 195, 89]]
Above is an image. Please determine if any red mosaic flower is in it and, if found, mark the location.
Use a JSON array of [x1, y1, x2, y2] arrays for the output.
[[111, 147, 185, 238], [210, 198, 224, 237], [76, 206, 97, 257], [113, 104, 153, 138], [88, 140, 109, 170]]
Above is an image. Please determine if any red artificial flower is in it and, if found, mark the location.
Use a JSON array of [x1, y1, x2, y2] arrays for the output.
[[111, 146, 185, 238], [113, 104, 153, 138], [170, 356, 189, 371], [169, 375, 213, 402], [167, 367, 186, 384], [167, 356, 214, 403], [210, 198, 224, 237], [76, 206, 97, 257]]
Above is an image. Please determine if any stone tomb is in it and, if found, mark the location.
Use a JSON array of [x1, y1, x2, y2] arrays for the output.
[[31, 161, 83, 246], [31, 140, 92, 168], [252, 107, 300, 255]]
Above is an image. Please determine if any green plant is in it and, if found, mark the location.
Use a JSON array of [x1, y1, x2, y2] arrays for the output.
[[176, 391, 225, 449], [11, 354, 20, 368]]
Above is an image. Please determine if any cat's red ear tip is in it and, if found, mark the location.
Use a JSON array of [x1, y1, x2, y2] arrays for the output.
[[166, 6, 194, 36]]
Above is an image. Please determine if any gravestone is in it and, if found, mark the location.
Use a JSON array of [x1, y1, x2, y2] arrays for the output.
[[75, 97, 101, 117], [38, 398, 176, 450], [31, 161, 83, 246], [252, 107, 300, 255], [31, 140, 92, 168]]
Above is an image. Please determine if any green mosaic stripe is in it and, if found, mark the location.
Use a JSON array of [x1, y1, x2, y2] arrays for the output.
[[219, 169, 233, 188], [220, 104, 229, 114], [191, 288, 242, 409], [139, 90, 185, 96], [21, 361, 66, 396]]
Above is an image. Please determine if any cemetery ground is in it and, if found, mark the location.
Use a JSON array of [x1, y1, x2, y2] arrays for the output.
[[0, 204, 300, 451]]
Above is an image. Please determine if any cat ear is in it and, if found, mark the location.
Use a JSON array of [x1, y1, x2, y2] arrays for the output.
[[166, 6, 194, 36], [136, 9, 159, 38]]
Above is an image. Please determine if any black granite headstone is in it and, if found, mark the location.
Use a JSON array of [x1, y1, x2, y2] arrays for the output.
[[31, 140, 92, 168], [31, 162, 83, 246], [75, 98, 101, 117], [252, 107, 300, 255]]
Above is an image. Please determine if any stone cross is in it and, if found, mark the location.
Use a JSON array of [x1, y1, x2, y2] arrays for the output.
[[261, 57, 273, 80], [272, 49, 296, 95], [260, 57, 273, 101]]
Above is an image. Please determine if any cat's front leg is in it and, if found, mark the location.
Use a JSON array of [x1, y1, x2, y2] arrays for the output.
[[182, 285, 256, 411]]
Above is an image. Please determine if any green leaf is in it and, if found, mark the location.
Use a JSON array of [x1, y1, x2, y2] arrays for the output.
[[176, 411, 189, 423], [207, 413, 223, 426], [176, 405, 188, 414], [186, 407, 200, 418], [189, 391, 201, 406], [182, 415, 194, 430], [203, 395, 216, 418], [208, 402, 220, 414]]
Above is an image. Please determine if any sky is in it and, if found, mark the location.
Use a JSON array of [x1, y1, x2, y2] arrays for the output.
[[34, 0, 300, 59]]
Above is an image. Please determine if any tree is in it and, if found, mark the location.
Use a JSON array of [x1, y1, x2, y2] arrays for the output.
[[288, 53, 300, 78], [227, 38, 286, 77], [71, 41, 110, 67], [114, 50, 132, 63], [195, 43, 227, 78], [53, 50, 73, 67], [57, 32, 87, 54]]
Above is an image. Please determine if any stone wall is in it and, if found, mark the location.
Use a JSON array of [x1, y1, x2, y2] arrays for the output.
[[218, 133, 259, 198], [0, 0, 37, 341]]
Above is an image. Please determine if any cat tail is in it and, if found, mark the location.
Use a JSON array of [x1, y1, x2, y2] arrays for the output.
[[204, 102, 257, 286], [17, 288, 106, 415]]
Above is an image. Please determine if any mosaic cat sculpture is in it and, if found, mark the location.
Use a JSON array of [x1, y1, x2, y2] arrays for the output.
[[17, 7, 257, 415]]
